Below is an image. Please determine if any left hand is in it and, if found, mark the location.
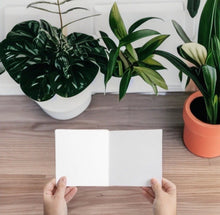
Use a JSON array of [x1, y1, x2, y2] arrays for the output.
[[43, 177, 77, 215]]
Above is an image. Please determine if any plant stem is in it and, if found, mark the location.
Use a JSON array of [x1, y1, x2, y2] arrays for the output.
[[57, 0, 63, 31]]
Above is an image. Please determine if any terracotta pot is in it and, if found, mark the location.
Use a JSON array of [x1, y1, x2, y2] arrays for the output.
[[183, 91, 220, 158]]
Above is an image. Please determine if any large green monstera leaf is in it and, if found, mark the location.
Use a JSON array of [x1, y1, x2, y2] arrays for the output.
[[0, 19, 107, 101]]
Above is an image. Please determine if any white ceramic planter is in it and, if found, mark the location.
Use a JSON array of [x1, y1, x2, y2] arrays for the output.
[[36, 84, 92, 120]]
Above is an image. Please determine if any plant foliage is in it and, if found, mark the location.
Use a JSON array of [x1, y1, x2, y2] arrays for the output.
[[158, 0, 220, 124], [0, 0, 107, 101], [100, 2, 169, 100]]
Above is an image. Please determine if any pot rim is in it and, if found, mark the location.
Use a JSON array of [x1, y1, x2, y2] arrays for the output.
[[184, 91, 220, 128]]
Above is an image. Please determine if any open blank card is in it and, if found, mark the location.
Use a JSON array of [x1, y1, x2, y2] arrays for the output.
[[55, 129, 162, 186]]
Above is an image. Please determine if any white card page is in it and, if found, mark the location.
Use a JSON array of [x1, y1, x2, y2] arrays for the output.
[[55, 129, 162, 186], [56, 129, 109, 186]]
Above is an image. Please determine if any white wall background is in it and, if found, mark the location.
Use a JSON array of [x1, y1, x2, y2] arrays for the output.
[[0, 0, 206, 95]]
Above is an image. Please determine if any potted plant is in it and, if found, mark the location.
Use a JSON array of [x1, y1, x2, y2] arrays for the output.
[[0, 0, 107, 120], [100, 2, 169, 100], [155, 0, 220, 157]]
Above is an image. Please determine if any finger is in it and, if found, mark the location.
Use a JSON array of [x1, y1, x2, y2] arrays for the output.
[[43, 178, 56, 196], [162, 178, 176, 194], [142, 187, 155, 198], [65, 187, 72, 195], [151, 178, 162, 197], [142, 190, 154, 204], [55, 176, 67, 198], [65, 187, 78, 203]]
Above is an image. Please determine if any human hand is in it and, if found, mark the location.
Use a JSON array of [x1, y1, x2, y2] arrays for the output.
[[142, 178, 176, 215], [43, 177, 77, 215]]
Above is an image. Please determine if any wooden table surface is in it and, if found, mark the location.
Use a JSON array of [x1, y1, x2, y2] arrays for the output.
[[0, 93, 220, 215]]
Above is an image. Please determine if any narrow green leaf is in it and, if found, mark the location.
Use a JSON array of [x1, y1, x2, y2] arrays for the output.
[[202, 65, 216, 98], [187, 0, 201, 18], [178, 71, 183, 82], [27, 0, 76, 7], [172, 20, 191, 43], [138, 34, 170, 60], [119, 69, 132, 100], [134, 66, 167, 90], [128, 17, 162, 34], [120, 29, 160, 47], [62, 14, 100, 29], [198, 0, 218, 51], [99, 31, 117, 50], [109, 2, 127, 40], [142, 55, 166, 70], [211, 36, 220, 72], [105, 48, 120, 86], [134, 66, 158, 94], [28, 5, 88, 14], [117, 60, 123, 77], [154, 50, 208, 97]]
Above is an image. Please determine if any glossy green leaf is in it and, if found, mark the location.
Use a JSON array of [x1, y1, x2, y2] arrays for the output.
[[109, 2, 127, 40], [172, 20, 191, 43], [187, 0, 200, 18], [202, 65, 216, 98], [198, 0, 218, 51], [141, 55, 166, 70], [134, 66, 167, 90], [49, 61, 98, 97], [105, 48, 120, 86], [119, 69, 132, 100], [211, 36, 220, 72], [20, 64, 55, 101], [0, 20, 106, 101], [100, 31, 117, 50], [178, 43, 207, 67], [154, 50, 207, 97], [134, 66, 157, 94], [120, 29, 160, 47], [128, 17, 161, 34], [138, 34, 170, 60]]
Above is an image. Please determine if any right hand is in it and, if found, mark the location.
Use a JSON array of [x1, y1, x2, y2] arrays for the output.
[[142, 178, 176, 215]]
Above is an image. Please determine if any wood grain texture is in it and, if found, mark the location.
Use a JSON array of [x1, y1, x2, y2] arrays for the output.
[[0, 93, 220, 215]]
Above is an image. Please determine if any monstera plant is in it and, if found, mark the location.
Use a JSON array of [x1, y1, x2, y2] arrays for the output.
[[0, 0, 107, 119], [100, 2, 169, 100]]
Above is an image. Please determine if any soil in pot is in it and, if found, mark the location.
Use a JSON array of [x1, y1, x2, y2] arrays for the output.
[[190, 96, 220, 124]]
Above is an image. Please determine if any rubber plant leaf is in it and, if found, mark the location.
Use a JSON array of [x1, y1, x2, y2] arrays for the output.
[[109, 2, 127, 40], [119, 69, 132, 100], [178, 43, 207, 67], [187, 0, 200, 18], [172, 20, 191, 43], [154, 50, 208, 98]]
